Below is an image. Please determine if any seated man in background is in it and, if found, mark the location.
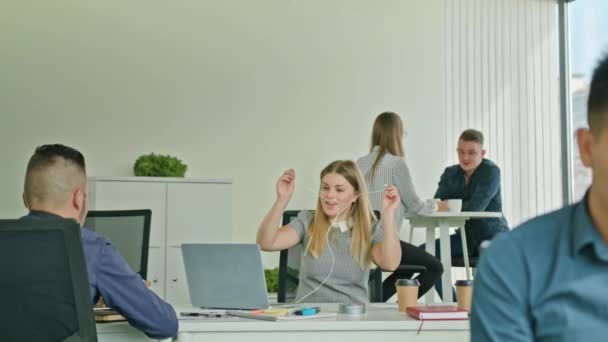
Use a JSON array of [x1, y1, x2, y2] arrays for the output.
[[471, 54, 608, 341], [433, 129, 509, 257], [427, 129, 509, 299], [21, 144, 178, 339]]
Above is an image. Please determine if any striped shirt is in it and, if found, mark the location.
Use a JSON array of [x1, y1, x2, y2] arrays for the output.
[[289, 210, 383, 304], [357, 146, 436, 231]]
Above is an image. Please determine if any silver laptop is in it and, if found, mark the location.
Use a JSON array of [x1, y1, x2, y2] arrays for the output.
[[181, 243, 270, 310]]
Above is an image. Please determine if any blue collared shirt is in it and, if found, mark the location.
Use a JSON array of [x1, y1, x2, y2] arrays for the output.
[[434, 158, 509, 253], [471, 195, 608, 341], [22, 211, 178, 339]]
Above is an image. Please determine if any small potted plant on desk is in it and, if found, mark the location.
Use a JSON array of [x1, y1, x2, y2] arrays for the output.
[[265, 267, 279, 302]]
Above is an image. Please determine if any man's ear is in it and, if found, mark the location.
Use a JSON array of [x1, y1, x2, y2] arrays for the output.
[[22, 193, 29, 209], [481, 149, 487, 158], [72, 188, 85, 212], [577, 127, 594, 168]]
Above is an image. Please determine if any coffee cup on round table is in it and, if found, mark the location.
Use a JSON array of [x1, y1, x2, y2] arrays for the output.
[[448, 199, 463, 212], [395, 278, 419, 311]]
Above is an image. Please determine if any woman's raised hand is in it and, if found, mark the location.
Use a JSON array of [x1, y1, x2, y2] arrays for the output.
[[276, 169, 296, 204], [381, 185, 400, 216]]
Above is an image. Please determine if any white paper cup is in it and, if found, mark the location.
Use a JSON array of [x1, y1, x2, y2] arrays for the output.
[[448, 199, 462, 212]]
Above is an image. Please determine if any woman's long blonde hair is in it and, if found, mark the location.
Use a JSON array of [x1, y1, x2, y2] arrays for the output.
[[369, 112, 405, 181], [305, 160, 377, 268]]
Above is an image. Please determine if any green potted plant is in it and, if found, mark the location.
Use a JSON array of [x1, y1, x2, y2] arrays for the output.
[[133, 153, 188, 177], [264, 267, 279, 300]]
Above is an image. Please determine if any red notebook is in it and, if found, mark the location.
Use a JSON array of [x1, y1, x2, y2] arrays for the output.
[[406, 305, 469, 320]]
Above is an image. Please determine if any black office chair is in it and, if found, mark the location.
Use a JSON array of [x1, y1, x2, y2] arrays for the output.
[[0, 218, 97, 342], [277, 210, 307, 303], [451, 256, 479, 268], [84, 209, 151, 279], [276, 210, 422, 303], [375, 263, 428, 302], [451, 239, 493, 273], [370, 211, 429, 302]]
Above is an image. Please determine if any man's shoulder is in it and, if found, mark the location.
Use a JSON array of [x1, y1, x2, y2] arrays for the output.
[[514, 205, 572, 235], [80, 227, 111, 247], [443, 164, 460, 175], [480, 159, 500, 172], [493, 205, 574, 252], [482, 158, 498, 167]]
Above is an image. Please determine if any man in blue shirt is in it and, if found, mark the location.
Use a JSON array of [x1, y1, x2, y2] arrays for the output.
[[425, 129, 509, 299], [21, 144, 178, 339], [434, 129, 509, 257], [471, 54, 608, 341]]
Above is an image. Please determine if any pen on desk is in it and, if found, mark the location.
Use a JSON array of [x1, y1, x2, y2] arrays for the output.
[[293, 307, 321, 316], [180, 312, 225, 318]]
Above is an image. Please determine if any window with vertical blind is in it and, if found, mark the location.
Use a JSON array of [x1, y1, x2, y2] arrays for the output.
[[443, 0, 562, 227], [567, 0, 608, 201]]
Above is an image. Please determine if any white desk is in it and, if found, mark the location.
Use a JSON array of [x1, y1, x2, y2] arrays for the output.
[[176, 304, 468, 342], [97, 304, 470, 342], [406, 212, 503, 304], [96, 323, 165, 342]]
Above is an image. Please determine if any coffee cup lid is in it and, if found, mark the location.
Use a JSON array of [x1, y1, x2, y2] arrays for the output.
[[395, 279, 419, 286], [455, 279, 473, 286]]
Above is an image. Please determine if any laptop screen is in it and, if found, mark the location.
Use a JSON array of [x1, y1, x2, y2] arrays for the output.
[[181, 243, 270, 310]]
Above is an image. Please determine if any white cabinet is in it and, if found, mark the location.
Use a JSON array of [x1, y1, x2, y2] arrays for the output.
[[88, 177, 232, 306], [166, 183, 232, 245], [147, 246, 165, 296], [165, 247, 189, 304]]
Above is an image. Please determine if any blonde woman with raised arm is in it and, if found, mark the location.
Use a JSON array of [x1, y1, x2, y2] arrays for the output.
[[256, 160, 401, 304]]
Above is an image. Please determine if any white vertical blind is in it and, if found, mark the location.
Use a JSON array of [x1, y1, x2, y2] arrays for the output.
[[443, 0, 562, 227]]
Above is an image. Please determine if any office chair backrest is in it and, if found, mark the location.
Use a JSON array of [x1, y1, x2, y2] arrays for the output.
[[84, 209, 151, 279], [0, 218, 97, 342], [277, 210, 302, 303], [277, 210, 382, 303]]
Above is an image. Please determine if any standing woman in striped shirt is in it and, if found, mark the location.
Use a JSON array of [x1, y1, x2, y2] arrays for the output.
[[357, 112, 447, 301], [256, 160, 401, 304]]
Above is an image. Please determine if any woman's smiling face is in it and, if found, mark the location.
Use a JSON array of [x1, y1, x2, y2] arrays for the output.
[[319, 172, 358, 220]]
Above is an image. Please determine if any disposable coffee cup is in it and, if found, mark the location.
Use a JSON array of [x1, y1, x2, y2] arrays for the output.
[[455, 279, 473, 311], [448, 199, 463, 212], [433, 198, 441, 211], [396, 279, 419, 311]]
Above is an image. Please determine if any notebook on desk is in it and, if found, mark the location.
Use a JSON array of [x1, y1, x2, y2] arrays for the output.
[[406, 305, 469, 320], [94, 308, 126, 323], [182, 243, 270, 310], [226, 308, 336, 321]]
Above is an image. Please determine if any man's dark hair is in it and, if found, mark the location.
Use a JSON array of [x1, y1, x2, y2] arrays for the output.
[[28, 144, 86, 170], [24, 144, 86, 206], [588, 53, 608, 135], [459, 129, 484, 146]]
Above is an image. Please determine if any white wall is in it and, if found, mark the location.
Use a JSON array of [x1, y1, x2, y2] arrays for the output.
[[0, 0, 446, 267]]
